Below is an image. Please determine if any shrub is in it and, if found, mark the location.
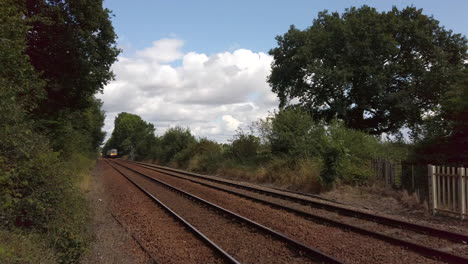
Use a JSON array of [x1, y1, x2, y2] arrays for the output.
[[229, 129, 261, 163], [268, 108, 323, 158], [321, 120, 382, 185], [160, 127, 196, 164], [187, 139, 224, 173]]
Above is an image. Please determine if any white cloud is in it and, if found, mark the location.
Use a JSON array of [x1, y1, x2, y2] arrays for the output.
[[98, 38, 279, 143], [135, 38, 184, 63], [222, 115, 242, 132]]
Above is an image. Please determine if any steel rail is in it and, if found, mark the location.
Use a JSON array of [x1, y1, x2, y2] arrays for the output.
[[111, 160, 344, 264], [126, 159, 468, 244], [121, 159, 468, 264], [104, 160, 241, 264]]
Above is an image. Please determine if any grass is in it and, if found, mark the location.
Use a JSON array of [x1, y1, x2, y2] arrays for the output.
[[213, 157, 323, 193]]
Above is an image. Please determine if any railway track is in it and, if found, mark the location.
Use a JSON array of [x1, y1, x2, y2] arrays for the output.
[[106, 159, 343, 264], [120, 159, 468, 263]]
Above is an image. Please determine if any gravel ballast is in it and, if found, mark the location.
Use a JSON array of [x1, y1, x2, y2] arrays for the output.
[[115, 162, 319, 264], [120, 160, 445, 264], [100, 160, 226, 264]]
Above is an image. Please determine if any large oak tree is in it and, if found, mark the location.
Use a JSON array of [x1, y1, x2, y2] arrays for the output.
[[268, 6, 467, 134]]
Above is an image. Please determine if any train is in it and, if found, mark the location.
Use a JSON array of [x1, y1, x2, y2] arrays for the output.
[[106, 149, 118, 158]]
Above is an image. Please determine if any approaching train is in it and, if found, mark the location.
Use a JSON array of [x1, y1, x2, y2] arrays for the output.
[[106, 149, 118, 158]]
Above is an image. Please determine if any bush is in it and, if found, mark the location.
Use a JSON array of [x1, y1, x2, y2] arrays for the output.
[[268, 109, 324, 158], [229, 130, 261, 163], [186, 139, 224, 173], [160, 127, 196, 164], [321, 120, 381, 186]]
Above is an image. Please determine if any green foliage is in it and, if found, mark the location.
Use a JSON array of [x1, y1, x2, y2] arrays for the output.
[[0, 0, 45, 114], [320, 148, 342, 186], [321, 120, 381, 185], [229, 130, 261, 163], [1, 0, 116, 263], [268, 5, 468, 135], [0, 229, 56, 263], [268, 109, 324, 158], [129, 106, 406, 188], [411, 69, 468, 164], [25, 0, 120, 117], [182, 139, 223, 173], [47, 100, 106, 158], [254, 111, 388, 186], [159, 126, 196, 164], [104, 112, 156, 160]]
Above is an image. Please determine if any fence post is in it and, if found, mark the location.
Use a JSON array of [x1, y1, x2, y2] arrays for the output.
[[429, 164, 437, 215], [459, 167, 466, 220]]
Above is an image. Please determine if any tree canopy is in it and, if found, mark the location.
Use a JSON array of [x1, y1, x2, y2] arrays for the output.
[[25, 0, 120, 117], [411, 69, 468, 164], [104, 112, 156, 159], [268, 6, 468, 134]]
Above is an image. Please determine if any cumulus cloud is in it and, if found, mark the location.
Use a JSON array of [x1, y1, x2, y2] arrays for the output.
[[135, 38, 184, 63], [222, 115, 242, 132], [98, 38, 279, 142]]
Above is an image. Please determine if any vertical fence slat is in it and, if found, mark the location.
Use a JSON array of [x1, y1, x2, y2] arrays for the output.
[[448, 167, 451, 210], [436, 165, 439, 212], [438, 166, 442, 208], [440, 166, 444, 208], [446, 167, 449, 208], [460, 167, 466, 220], [437, 166, 441, 209], [449, 167, 452, 209], [430, 165, 437, 215], [452, 167, 456, 211], [446, 167, 449, 209], [442, 166, 446, 208]]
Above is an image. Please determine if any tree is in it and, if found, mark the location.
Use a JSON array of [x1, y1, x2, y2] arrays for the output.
[[159, 127, 196, 163], [82, 98, 107, 152], [0, 0, 46, 163], [0, 0, 45, 117], [411, 69, 468, 164], [268, 6, 467, 134], [24, 0, 119, 117], [104, 113, 156, 160]]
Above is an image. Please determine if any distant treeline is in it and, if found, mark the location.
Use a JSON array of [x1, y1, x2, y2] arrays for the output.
[[104, 110, 408, 191], [0, 0, 118, 263]]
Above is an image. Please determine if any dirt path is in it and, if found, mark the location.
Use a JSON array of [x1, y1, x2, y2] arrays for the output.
[[81, 160, 152, 264]]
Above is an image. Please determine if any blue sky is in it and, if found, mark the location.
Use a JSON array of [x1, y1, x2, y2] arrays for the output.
[[104, 0, 468, 56], [99, 0, 468, 142]]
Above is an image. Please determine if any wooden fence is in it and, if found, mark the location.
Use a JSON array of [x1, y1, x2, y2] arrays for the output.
[[372, 160, 431, 202], [428, 165, 467, 220], [371, 159, 401, 188]]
